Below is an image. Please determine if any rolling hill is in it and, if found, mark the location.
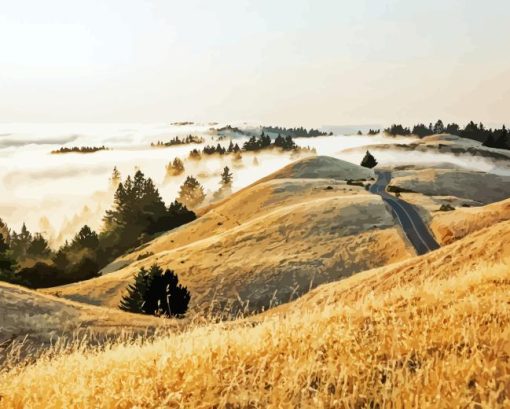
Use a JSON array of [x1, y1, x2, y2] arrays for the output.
[[43, 156, 412, 317], [2, 211, 509, 407]]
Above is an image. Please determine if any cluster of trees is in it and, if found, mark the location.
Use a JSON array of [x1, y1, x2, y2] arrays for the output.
[[262, 126, 332, 137], [383, 120, 510, 150], [0, 170, 197, 289], [0, 222, 102, 288], [120, 264, 190, 318], [166, 158, 185, 177], [187, 133, 301, 161], [202, 141, 242, 155], [151, 135, 204, 147], [50, 146, 109, 154], [243, 132, 297, 151]]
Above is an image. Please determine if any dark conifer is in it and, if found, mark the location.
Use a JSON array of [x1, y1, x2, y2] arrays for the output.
[[360, 151, 378, 168]]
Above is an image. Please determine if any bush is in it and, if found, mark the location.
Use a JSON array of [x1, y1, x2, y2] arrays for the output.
[[120, 264, 190, 318], [439, 204, 455, 212]]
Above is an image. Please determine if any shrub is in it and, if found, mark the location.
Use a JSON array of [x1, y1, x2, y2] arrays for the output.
[[439, 204, 455, 212]]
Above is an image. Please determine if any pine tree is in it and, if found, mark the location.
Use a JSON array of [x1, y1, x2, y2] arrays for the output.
[[0, 218, 9, 246], [360, 151, 378, 168], [27, 233, 51, 258], [166, 158, 185, 176], [177, 176, 205, 209], [433, 120, 445, 134], [220, 166, 233, 187], [119, 266, 151, 313], [110, 166, 121, 189], [120, 264, 190, 318], [0, 233, 17, 283], [71, 225, 99, 250]]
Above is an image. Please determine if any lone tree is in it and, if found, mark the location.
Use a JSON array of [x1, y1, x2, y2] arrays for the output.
[[110, 166, 122, 189], [360, 151, 378, 169], [120, 264, 190, 318], [177, 176, 205, 209], [166, 158, 185, 176], [220, 166, 233, 188]]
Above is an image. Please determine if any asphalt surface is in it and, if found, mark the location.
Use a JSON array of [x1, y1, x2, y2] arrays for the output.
[[369, 171, 440, 255]]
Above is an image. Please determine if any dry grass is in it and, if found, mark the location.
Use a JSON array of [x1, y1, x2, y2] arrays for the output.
[[2, 221, 510, 408], [43, 175, 411, 316]]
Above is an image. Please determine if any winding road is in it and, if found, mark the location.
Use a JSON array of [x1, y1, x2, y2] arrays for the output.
[[370, 171, 440, 255]]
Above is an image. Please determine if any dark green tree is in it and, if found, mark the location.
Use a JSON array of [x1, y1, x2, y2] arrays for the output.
[[120, 264, 190, 318], [220, 166, 233, 187], [360, 151, 378, 169], [71, 225, 99, 250], [0, 233, 17, 283], [433, 119, 445, 134], [27, 233, 51, 258]]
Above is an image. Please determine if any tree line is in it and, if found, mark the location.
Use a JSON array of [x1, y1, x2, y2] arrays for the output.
[[262, 126, 332, 137], [50, 146, 109, 154], [151, 134, 204, 147], [382, 120, 510, 150], [0, 169, 198, 289]]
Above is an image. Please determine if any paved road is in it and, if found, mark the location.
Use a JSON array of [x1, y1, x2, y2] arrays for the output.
[[369, 171, 440, 255]]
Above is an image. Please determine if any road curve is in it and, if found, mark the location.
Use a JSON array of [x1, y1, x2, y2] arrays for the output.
[[369, 171, 440, 255]]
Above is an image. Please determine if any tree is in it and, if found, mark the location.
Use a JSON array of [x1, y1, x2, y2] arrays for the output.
[[360, 151, 378, 168], [71, 225, 99, 250], [10, 223, 32, 259], [27, 233, 51, 258], [177, 176, 205, 209], [110, 166, 122, 189], [0, 233, 17, 283], [120, 264, 190, 318], [411, 124, 433, 138], [243, 136, 259, 151], [103, 170, 169, 258], [0, 218, 9, 245], [166, 158, 185, 177], [220, 166, 233, 187], [153, 201, 196, 233], [433, 119, 445, 134]]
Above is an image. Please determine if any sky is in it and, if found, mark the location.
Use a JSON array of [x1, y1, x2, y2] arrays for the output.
[[1, 0, 509, 127]]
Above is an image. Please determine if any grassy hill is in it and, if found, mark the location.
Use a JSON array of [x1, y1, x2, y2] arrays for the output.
[[0, 281, 174, 366], [2, 216, 509, 407], [43, 156, 408, 317]]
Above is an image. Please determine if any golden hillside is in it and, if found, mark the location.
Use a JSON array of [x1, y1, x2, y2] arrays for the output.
[[43, 157, 411, 316], [0, 281, 174, 365], [389, 168, 510, 204], [2, 218, 509, 407]]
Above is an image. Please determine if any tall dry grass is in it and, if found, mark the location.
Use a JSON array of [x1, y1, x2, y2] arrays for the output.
[[1, 259, 509, 408]]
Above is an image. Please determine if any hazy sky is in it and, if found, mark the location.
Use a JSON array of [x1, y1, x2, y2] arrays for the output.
[[1, 0, 509, 126]]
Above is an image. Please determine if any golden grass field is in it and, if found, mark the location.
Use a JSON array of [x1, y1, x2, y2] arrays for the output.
[[2, 156, 510, 408], [1, 216, 509, 408]]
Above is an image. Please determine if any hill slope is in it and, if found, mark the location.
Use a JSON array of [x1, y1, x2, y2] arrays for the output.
[[0, 282, 173, 365], [44, 156, 408, 316], [2, 218, 509, 407]]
